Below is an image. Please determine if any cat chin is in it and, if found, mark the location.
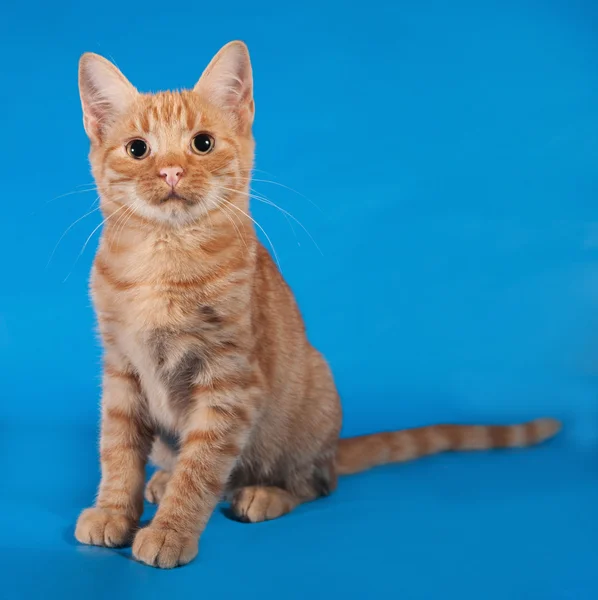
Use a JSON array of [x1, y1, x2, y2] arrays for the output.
[[130, 197, 210, 228]]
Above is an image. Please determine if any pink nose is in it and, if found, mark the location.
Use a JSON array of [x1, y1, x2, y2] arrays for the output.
[[159, 166, 184, 188]]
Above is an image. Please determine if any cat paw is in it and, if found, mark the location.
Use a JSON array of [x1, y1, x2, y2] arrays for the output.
[[132, 526, 198, 569], [231, 486, 297, 523], [75, 507, 136, 548], [144, 470, 171, 504]]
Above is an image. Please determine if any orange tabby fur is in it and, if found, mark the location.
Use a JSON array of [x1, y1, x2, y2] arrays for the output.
[[73, 41, 561, 568]]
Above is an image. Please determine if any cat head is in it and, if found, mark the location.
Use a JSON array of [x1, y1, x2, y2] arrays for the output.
[[78, 41, 255, 226]]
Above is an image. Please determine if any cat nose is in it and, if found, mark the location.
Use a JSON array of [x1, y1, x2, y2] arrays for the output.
[[159, 166, 184, 188]]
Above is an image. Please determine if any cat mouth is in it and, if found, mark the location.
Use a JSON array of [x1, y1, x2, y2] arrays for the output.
[[160, 191, 194, 206]]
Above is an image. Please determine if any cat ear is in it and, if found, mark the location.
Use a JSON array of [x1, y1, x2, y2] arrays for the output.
[[78, 53, 138, 143], [193, 41, 254, 128]]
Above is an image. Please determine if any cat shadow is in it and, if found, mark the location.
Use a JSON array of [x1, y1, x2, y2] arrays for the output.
[[64, 518, 154, 561], [62, 524, 78, 547], [219, 505, 250, 523]]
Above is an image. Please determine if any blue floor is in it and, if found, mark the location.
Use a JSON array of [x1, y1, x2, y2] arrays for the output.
[[2, 0, 598, 598], [1, 423, 597, 599]]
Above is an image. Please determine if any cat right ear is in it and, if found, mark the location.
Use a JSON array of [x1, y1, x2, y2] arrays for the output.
[[78, 53, 138, 143]]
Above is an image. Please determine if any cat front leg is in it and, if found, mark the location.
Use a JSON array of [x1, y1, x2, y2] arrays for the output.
[[75, 361, 152, 548], [132, 388, 255, 568]]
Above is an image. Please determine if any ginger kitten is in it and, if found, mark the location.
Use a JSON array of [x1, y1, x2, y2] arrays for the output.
[[74, 41, 561, 568]]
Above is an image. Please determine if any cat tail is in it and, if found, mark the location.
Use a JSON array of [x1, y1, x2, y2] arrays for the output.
[[334, 418, 561, 475]]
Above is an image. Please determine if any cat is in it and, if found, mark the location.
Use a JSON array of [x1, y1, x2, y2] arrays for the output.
[[74, 41, 561, 568]]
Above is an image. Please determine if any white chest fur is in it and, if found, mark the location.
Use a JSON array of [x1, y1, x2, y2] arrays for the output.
[[118, 323, 180, 432]]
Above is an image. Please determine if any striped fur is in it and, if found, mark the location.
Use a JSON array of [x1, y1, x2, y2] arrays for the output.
[[73, 41, 561, 569], [335, 418, 561, 475]]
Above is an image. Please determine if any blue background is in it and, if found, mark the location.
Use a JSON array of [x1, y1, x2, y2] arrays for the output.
[[1, 0, 597, 597]]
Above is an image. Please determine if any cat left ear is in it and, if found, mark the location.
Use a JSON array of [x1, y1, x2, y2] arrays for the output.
[[193, 41, 254, 129], [78, 53, 138, 143]]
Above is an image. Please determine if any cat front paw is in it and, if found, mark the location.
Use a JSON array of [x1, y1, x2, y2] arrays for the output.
[[75, 507, 136, 548], [132, 525, 198, 568]]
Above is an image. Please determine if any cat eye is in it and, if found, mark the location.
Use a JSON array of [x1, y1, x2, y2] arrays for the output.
[[191, 133, 214, 155], [126, 139, 149, 159]]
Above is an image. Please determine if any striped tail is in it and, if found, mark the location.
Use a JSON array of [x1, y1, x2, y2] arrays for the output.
[[335, 418, 561, 475]]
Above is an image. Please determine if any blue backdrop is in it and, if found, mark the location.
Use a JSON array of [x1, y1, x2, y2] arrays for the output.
[[1, 0, 597, 598]]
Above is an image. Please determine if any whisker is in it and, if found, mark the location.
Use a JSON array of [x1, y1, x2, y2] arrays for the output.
[[219, 184, 300, 243], [40, 182, 126, 214], [217, 197, 281, 271], [213, 196, 249, 252], [86, 195, 101, 211], [216, 185, 321, 254], [115, 203, 140, 252], [238, 168, 279, 178], [63, 204, 128, 282], [204, 199, 215, 238], [46, 187, 99, 204], [253, 196, 322, 255], [274, 206, 299, 244], [46, 201, 101, 269], [110, 201, 138, 253], [233, 174, 323, 214]]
